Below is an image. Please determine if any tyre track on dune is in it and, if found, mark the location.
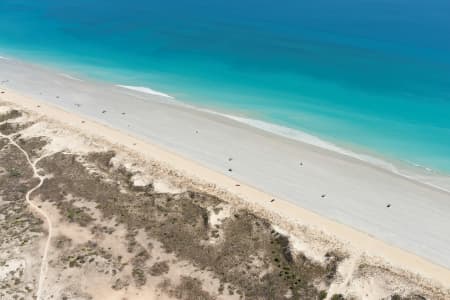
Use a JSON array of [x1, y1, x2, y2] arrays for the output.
[[1, 132, 54, 300]]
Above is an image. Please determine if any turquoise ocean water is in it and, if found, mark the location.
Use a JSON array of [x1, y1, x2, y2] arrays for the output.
[[0, 0, 449, 173]]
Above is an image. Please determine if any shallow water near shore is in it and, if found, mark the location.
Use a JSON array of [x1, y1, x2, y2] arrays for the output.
[[0, 0, 450, 174]]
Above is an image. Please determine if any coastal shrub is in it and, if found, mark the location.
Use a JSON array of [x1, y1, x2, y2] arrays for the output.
[[319, 290, 327, 300]]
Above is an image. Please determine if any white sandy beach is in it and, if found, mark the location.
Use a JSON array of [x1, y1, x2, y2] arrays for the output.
[[1, 57, 450, 289]]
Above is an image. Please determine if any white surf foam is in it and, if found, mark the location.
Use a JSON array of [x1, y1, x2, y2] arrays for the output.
[[117, 85, 174, 99], [60, 73, 83, 82], [0, 56, 10, 60], [171, 100, 395, 168], [209, 110, 396, 171]]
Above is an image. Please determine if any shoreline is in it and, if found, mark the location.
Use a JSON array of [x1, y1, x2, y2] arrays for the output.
[[1, 53, 449, 186], [1, 88, 450, 289]]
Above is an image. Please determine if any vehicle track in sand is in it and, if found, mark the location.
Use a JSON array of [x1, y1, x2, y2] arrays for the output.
[[1, 132, 54, 300]]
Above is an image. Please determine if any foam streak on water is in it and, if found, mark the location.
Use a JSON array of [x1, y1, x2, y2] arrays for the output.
[[116, 85, 173, 99], [59, 73, 83, 82]]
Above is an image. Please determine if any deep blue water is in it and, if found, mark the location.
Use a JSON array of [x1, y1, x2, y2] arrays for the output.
[[1, 0, 449, 172]]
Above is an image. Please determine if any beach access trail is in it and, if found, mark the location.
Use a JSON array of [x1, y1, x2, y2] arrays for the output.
[[0, 131, 54, 300]]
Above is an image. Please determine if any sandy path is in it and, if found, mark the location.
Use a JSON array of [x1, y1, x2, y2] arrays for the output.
[[1, 132, 54, 300]]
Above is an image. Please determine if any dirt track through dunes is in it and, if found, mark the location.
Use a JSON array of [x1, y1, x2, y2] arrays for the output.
[[0, 131, 54, 300]]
